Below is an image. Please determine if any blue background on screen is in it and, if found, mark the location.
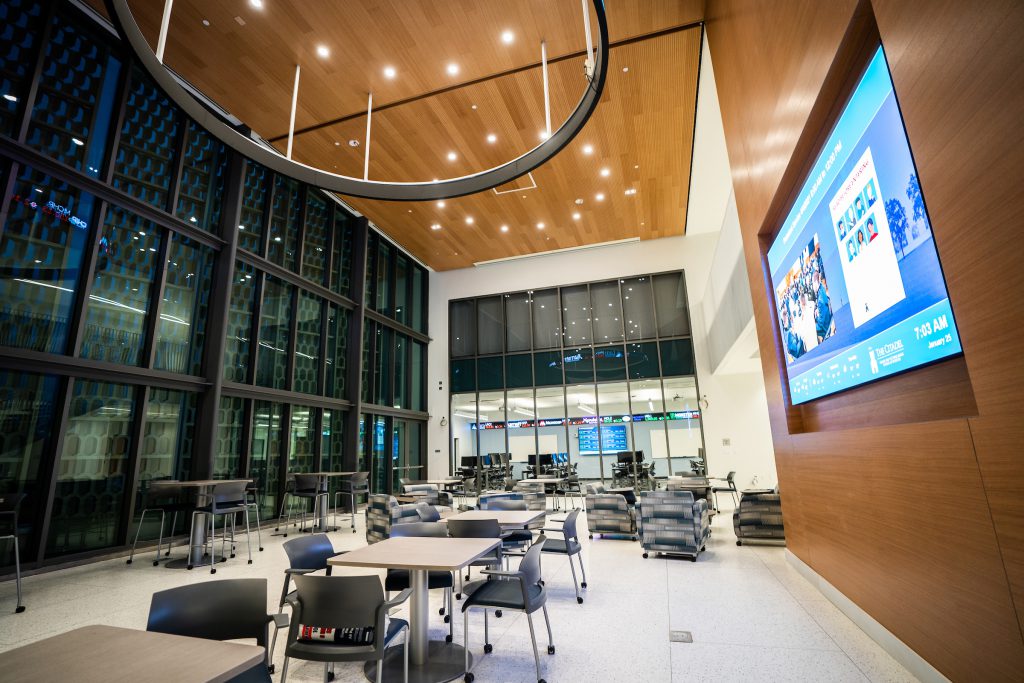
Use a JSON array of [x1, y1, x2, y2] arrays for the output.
[[767, 47, 962, 404], [578, 424, 628, 454]]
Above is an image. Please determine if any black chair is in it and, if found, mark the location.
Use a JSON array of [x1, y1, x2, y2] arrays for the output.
[[127, 480, 190, 567], [483, 499, 534, 551], [279, 533, 348, 611], [462, 539, 554, 683], [188, 481, 254, 573], [555, 469, 583, 510], [446, 518, 504, 600], [245, 481, 265, 552], [711, 471, 739, 510], [289, 474, 330, 533], [281, 574, 410, 683], [388, 522, 454, 642], [147, 577, 285, 674], [0, 492, 26, 613], [334, 472, 369, 534], [540, 509, 588, 604]]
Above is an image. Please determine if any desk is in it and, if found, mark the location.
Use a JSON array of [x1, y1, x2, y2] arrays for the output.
[[329, 536, 500, 683], [446, 509, 546, 530], [0, 624, 265, 682], [301, 471, 358, 532], [169, 478, 252, 568]]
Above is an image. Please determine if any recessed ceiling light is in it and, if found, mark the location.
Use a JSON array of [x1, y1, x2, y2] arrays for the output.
[[582, 144, 593, 155], [574, 198, 584, 205], [71, 137, 84, 146], [249, 0, 263, 10], [202, 19, 210, 26], [447, 151, 457, 161], [539, 130, 550, 140], [348, 139, 359, 147], [471, 104, 477, 110], [622, 66, 629, 73], [383, 66, 396, 79], [625, 188, 637, 195], [536, 222, 545, 229], [600, 167, 610, 177], [465, 216, 474, 225], [436, 200, 446, 208], [572, 212, 581, 220], [447, 63, 459, 76], [334, 141, 340, 146], [501, 30, 514, 44], [500, 225, 509, 233], [316, 45, 329, 58], [486, 133, 497, 144], [595, 193, 605, 201], [634, 164, 639, 169], [431, 223, 441, 231]]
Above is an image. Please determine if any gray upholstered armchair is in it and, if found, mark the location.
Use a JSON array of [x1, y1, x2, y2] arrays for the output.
[[584, 483, 637, 540], [401, 483, 454, 508], [365, 493, 429, 544], [637, 489, 710, 561], [733, 489, 785, 545]]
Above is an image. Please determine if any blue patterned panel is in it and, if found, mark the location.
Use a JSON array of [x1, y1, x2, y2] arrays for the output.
[[330, 211, 354, 297], [0, 166, 94, 354], [300, 190, 329, 285], [154, 235, 213, 375], [256, 275, 292, 390], [324, 305, 348, 398], [27, 13, 122, 177], [215, 395, 245, 478], [267, 174, 299, 270], [237, 161, 267, 254], [293, 291, 321, 395], [174, 119, 226, 233], [0, 0, 45, 137], [112, 66, 179, 209], [223, 260, 256, 382], [79, 207, 161, 366]]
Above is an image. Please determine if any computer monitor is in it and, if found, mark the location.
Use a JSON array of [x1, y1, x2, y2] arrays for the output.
[[480, 454, 492, 467], [616, 451, 635, 465], [539, 453, 554, 468], [460, 456, 478, 468], [633, 450, 644, 463], [528, 454, 540, 468]]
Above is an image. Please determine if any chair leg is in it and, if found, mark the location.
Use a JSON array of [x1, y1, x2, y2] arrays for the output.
[[152, 509, 166, 566], [127, 508, 148, 564], [244, 506, 253, 565], [229, 515, 236, 558], [403, 625, 409, 683], [275, 493, 290, 532], [376, 651, 384, 683], [209, 513, 217, 574], [526, 611, 543, 682], [484, 609, 489, 649], [464, 609, 471, 674], [448, 588, 454, 641], [577, 551, 588, 588], [166, 511, 178, 557], [567, 553, 582, 604], [322, 662, 330, 683], [13, 535, 24, 613], [251, 497, 264, 551], [280, 656, 290, 683], [542, 604, 554, 650]]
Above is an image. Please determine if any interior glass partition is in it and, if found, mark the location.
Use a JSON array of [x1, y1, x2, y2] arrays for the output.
[[597, 381, 632, 483], [566, 384, 598, 479], [477, 390, 507, 466], [629, 379, 669, 478], [250, 401, 283, 519], [450, 393, 477, 475], [535, 386, 567, 472], [505, 388, 534, 478], [664, 377, 703, 475]]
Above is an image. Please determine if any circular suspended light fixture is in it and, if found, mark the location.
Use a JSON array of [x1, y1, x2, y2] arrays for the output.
[[105, 0, 610, 202]]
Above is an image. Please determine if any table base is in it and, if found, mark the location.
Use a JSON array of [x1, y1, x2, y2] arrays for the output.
[[363, 641, 472, 683]]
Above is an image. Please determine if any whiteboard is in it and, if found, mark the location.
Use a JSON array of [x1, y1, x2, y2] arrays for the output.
[[509, 435, 534, 462]]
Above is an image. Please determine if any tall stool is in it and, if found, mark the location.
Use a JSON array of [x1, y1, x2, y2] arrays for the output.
[[276, 474, 329, 535], [187, 481, 254, 574], [0, 493, 26, 613], [127, 481, 189, 566], [244, 481, 265, 552], [333, 472, 368, 533]]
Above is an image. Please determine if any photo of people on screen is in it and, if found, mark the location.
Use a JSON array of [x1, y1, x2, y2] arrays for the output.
[[864, 179, 877, 207], [836, 218, 848, 240], [866, 215, 878, 242], [855, 195, 866, 219], [775, 235, 837, 362], [847, 240, 857, 262]]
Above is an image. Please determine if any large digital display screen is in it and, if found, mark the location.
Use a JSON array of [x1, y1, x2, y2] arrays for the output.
[[767, 46, 962, 404], [577, 425, 627, 455]]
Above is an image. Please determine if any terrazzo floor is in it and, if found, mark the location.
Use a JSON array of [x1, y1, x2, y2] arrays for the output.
[[0, 502, 917, 682]]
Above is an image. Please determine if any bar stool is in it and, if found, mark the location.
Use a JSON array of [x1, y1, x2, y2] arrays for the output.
[[277, 474, 329, 535], [333, 472, 368, 534], [127, 480, 189, 566], [187, 481, 254, 574], [0, 492, 26, 613], [244, 481, 265, 552]]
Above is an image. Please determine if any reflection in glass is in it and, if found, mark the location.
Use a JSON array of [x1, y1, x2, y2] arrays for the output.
[[395, 254, 409, 327], [373, 326, 392, 406], [660, 338, 696, 377], [223, 261, 256, 382], [531, 289, 561, 349], [0, 0, 44, 137], [215, 395, 245, 477], [561, 285, 592, 345], [477, 296, 503, 355], [505, 292, 532, 352], [47, 380, 135, 556], [622, 276, 656, 340], [300, 192, 329, 285], [268, 175, 300, 270], [250, 400, 282, 519], [330, 212, 354, 297], [256, 275, 292, 390], [505, 353, 533, 389], [411, 341, 426, 411], [450, 300, 475, 357], [477, 391, 506, 472], [79, 207, 161, 366], [374, 239, 392, 316], [289, 406, 314, 473], [477, 356, 503, 391], [653, 272, 690, 337], [0, 371, 58, 564], [594, 344, 627, 382], [629, 379, 668, 476], [293, 292, 322, 395], [450, 358, 475, 394], [411, 265, 427, 333], [664, 377, 703, 474], [0, 167, 94, 354], [505, 388, 534, 477], [597, 381, 632, 484], [324, 305, 349, 399], [175, 120, 227, 234], [535, 386, 567, 473], [155, 235, 213, 375], [533, 350, 563, 386], [112, 66, 179, 209], [590, 280, 624, 342], [238, 161, 267, 254], [449, 393, 477, 474], [566, 384, 598, 479], [133, 389, 195, 538], [394, 334, 407, 409], [562, 347, 594, 385], [626, 342, 661, 379]]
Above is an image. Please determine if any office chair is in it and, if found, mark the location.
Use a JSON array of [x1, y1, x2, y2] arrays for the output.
[[447, 518, 504, 600], [388, 522, 455, 642], [281, 574, 410, 683], [462, 538, 554, 683], [710, 471, 739, 509], [278, 534, 347, 611], [334, 471, 368, 533], [0, 492, 26, 613], [540, 509, 587, 603]]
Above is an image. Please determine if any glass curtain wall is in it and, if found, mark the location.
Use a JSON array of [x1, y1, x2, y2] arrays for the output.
[[535, 386, 567, 470], [505, 388, 534, 478], [566, 384, 598, 479]]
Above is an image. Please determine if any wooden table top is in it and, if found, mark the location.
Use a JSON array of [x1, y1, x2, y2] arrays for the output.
[[0, 625, 264, 683], [175, 479, 252, 488], [328, 537, 501, 571], [446, 509, 546, 528]]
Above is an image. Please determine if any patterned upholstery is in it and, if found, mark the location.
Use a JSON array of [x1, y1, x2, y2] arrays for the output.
[[401, 483, 453, 508], [637, 490, 710, 559], [365, 494, 427, 544], [733, 490, 785, 544], [584, 492, 636, 538], [478, 491, 545, 513], [585, 483, 606, 495]]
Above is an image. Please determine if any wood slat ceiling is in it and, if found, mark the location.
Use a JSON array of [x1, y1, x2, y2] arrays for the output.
[[89, 0, 705, 269]]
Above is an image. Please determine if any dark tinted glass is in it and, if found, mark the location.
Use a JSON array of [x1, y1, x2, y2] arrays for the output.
[[590, 280, 624, 343], [0, 0, 45, 137], [450, 358, 475, 393], [411, 341, 426, 411], [223, 261, 256, 382], [477, 356, 504, 391], [215, 395, 245, 477], [622, 276, 656, 340], [505, 353, 533, 389], [268, 175, 300, 270], [237, 161, 267, 254], [627, 341, 660, 379], [653, 272, 690, 337], [79, 207, 161, 366], [325, 305, 348, 399], [112, 66, 179, 209], [561, 285, 592, 345], [395, 254, 410, 327], [250, 400, 282, 518], [300, 191, 329, 285], [27, 14, 122, 178], [394, 334, 407, 408], [450, 300, 475, 357], [175, 120, 227, 234], [411, 265, 427, 332], [330, 211, 354, 297], [374, 237, 392, 315], [256, 275, 292, 389], [47, 380, 135, 556], [477, 296, 503, 355], [532, 289, 561, 349], [294, 292, 322, 394], [504, 291, 531, 352], [154, 235, 213, 375], [594, 344, 627, 382], [533, 350, 564, 386], [562, 346, 594, 384], [374, 326, 392, 405], [0, 167, 95, 354], [660, 339, 696, 377]]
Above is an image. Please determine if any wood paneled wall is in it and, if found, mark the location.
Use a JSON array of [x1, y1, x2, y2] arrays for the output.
[[705, 1, 1024, 680]]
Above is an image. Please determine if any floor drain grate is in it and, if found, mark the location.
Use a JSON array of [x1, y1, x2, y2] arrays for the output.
[[669, 630, 693, 643]]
